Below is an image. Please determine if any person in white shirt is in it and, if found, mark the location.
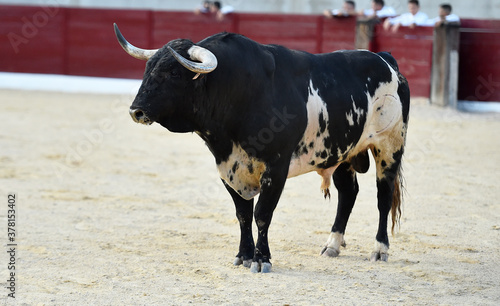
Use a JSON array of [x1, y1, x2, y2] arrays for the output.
[[359, 0, 397, 19], [323, 0, 357, 18], [211, 1, 234, 21], [383, 0, 429, 32], [426, 3, 460, 27]]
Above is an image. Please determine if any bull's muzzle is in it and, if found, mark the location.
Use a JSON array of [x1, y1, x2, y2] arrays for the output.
[[129, 108, 152, 125]]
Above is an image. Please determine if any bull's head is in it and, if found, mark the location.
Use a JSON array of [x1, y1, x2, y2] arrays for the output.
[[113, 24, 217, 132]]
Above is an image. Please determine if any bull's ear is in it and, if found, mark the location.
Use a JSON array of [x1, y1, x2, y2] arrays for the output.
[[168, 45, 218, 74], [114, 23, 158, 60]]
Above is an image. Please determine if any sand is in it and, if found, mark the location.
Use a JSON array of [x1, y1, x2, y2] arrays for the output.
[[0, 89, 499, 305]]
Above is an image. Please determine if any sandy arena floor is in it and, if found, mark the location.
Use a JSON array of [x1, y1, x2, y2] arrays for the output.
[[1, 89, 499, 305]]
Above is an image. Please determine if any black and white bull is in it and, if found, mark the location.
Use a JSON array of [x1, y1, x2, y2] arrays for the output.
[[114, 24, 410, 273]]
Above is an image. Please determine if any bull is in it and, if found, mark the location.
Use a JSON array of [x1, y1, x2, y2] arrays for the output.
[[114, 24, 410, 273]]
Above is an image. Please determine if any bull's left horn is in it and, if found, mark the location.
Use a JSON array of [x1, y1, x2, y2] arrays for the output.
[[168, 45, 218, 74], [114, 23, 158, 61]]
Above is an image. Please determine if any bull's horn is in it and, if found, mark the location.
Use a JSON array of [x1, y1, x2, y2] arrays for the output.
[[113, 23, 158, 61], [168, 45, 218, 74]]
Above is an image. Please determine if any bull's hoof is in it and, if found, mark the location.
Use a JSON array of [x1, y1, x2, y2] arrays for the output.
[[320, 246, 340, 257], [233, 256, 252, 268], [250, 260, 272, 273], [370, 251, 389, 262]]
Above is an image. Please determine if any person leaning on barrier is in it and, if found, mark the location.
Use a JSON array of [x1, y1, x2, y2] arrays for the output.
[[323, 0, 357, 18], [194, 0, 212, 15], [383, 0, 429, 32], [211, 1, 234, 21], [425, 3, 460, 27], [358, 0, 396, 20]]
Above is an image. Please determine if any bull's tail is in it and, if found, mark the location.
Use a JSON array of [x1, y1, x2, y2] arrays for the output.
[[377, 51, 400, 72], [391, 166, 404, 235]]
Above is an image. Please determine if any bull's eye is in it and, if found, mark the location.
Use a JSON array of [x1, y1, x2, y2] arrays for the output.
[[170, 70, 180, 79]]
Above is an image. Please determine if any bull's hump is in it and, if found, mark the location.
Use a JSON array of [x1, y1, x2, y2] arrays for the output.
[[217, 144, 266, 200]]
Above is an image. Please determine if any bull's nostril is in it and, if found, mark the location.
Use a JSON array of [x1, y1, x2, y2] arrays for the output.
[[134, 110, 144, 119], [130, 108, 152, 124], [130, 108, 143, 121]]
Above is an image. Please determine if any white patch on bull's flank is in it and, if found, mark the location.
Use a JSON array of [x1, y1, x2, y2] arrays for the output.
[[287, 80, 344, 197], [345, 96, 364, 127], [346, 112, 354, 126], [287, 80, 333, 178], [351, 95, 364, 124], [342, 62, 402, 156], [362, 75, 401, 142], [217, 144, 266, 200]]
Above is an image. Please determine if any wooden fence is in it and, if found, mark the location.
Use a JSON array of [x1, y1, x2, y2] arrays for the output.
[[1, 5, 499, 101]]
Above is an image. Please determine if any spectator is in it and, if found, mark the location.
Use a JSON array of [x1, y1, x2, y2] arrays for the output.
[[194, 1, 212, 15], [426, 3, 460, 27], [323, 1, 357, 18], [211, 1, 234, 21], [359, 0, 396, 19], [383, 0, 429, 32]]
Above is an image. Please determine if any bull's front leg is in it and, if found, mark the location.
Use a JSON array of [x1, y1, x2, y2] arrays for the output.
[[250, 163, 289, 273], [222, 180, 255, 268]]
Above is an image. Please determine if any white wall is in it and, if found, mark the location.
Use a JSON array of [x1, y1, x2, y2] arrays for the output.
[[1, 0, 499, 19]]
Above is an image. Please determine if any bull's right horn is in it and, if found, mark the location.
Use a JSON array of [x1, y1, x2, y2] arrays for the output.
[[168, 45, 218, 74], [114, 23, 158, 61]]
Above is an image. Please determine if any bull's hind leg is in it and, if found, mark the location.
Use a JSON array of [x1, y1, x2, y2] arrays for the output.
[[222, 180, 255, 268], [371, 144, 404, 262], [321, 162, 359, 257]]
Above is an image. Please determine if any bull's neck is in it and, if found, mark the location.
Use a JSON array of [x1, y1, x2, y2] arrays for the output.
[[191, 102, 235, 164]]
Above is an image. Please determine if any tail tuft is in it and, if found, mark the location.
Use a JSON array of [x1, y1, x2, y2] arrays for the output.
[[391, 170, 404, 235]]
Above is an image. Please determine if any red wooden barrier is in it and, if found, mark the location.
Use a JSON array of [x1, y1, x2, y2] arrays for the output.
[[238, 13, 321, 53], [0, 5, 66, 74], [0, 6, 357, 80], [370, 25, 434, 98], [321, 17, 356, 52], [458, 19, 500, 102], [0, 6, 356, 80], [2, 5, 498, 101], [66, 8, 151, 78], [152, 11, 237, 47]]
